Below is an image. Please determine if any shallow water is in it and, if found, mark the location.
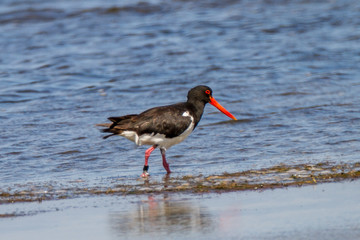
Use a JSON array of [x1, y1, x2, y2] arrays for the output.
[[1, 0, 360, 194]]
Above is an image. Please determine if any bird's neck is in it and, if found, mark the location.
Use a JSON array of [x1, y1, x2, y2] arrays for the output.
[[186, 100, 206, 128]]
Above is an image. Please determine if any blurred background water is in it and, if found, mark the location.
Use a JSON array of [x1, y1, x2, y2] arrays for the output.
[[0, 0, 359, 191]]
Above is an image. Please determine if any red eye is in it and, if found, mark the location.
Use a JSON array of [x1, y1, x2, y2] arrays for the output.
[[205, 90, 211, 95]]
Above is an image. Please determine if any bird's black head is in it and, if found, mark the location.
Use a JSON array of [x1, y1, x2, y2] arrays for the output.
[[187, 85, 213, 104], [187, 85, 237, 120]]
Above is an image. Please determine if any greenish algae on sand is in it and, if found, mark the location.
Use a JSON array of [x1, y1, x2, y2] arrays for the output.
[[0, 161, 359, 206]]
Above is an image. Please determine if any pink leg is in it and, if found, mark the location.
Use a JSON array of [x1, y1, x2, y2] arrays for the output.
[[160, 148, 171, 174], [141, 145, 157, 178]]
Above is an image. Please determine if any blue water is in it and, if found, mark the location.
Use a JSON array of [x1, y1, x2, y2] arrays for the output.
[[0, 0, 359, 191]]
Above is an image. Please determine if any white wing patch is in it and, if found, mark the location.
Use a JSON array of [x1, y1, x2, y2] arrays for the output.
[[182, 111, 191, 117]]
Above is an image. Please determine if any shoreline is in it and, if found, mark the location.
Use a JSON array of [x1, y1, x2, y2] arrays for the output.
[[1, 161, 359, 205]]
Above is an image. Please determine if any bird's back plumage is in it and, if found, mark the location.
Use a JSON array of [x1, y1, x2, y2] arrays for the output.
[[99, 102, 197, 141]]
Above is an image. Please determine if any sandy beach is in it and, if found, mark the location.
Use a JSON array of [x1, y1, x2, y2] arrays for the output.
[[1, 180, 359, 240]]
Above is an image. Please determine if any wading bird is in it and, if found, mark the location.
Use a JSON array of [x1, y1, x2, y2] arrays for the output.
[[97, 85, 237, 177]]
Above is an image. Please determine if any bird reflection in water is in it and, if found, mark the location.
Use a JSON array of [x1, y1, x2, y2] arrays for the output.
[[109, 194, 214, 238]]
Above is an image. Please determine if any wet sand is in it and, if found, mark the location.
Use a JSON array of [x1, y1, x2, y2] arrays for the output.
[[1, 180, 359, 240]]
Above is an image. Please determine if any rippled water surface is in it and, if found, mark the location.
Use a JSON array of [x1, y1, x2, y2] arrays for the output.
[[1, 0, 360, 192]]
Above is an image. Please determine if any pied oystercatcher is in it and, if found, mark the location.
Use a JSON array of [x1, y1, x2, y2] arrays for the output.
[[97, 85, 237, 177]]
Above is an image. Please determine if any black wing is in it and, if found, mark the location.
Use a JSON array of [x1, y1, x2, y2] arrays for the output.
[[134, 103, 193, 138]]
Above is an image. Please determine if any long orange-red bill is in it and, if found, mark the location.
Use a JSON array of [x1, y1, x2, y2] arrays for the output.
[[209, 96, 237, 120]]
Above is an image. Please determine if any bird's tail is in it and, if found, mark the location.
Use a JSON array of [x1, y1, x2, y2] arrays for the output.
[[96, 114, 138, 139], [95, 123, 119, 139], [95, 123, 112, 128]]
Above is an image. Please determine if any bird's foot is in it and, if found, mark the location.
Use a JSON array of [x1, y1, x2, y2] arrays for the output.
[[163, 163, 171, 174], [141, 165, 150, 178]]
